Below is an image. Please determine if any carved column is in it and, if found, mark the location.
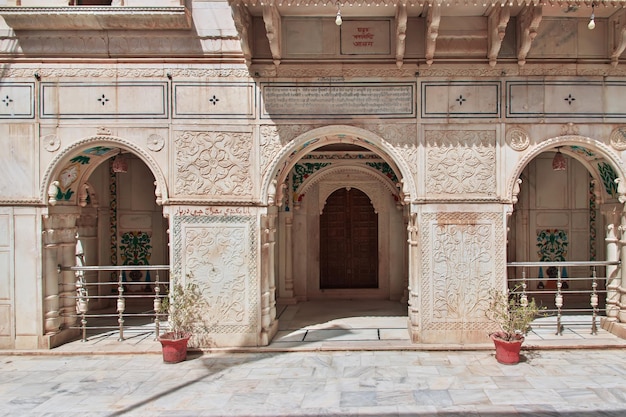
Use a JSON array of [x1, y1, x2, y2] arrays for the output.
[[606, 223, 620, 321], [407, 212, 420, 342], [283, 213, 295, 301], [619, 213, 626, 323], [259, 208, 278, 345], [42, 210, 79, 335]]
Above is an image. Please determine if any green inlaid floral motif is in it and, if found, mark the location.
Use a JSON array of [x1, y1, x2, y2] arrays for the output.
[[536, 229, 568, 262], [366, 162, 399, 183], [120, 231, 152, 266], [292, 162, 330, 192], [598, 162, 618, 199], [70, 155, 91, 165]]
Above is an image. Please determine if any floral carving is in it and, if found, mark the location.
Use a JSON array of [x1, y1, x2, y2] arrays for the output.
[[431, 223, 494, 321], [425, 130, 496, 196], [174, 131, 252, 198], [260, 125, 283, 177], [185, 227, 248, 326], [421, 212, 506, 332]]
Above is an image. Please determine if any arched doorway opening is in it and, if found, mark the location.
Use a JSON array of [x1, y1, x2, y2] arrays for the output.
[[262, 126, 414, 344], [507, 139, 624, 332], [42, 140, 169, 347]]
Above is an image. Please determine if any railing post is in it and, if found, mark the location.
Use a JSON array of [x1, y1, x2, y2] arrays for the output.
[[154, 272, 162, 340], [555, 265, 563, 335], [591, 266, 598, 335], [607, 224, 620, 320], [116, 270, 125, 341]]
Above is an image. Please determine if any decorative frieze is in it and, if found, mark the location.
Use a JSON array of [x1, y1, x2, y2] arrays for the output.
[[174, 131, 253, 199], [424, 129, 496, 198]]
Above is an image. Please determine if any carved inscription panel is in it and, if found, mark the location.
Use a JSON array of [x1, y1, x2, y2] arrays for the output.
[[174, 131, 253, 199], [261, 83, 416, 118]]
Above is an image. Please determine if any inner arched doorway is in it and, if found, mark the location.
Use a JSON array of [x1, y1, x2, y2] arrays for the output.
[[320, 187, 378, 290]]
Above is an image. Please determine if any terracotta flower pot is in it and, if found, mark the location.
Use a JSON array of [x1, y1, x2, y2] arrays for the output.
[[490, 332, 524, 365], [158, 332, 191, 364]]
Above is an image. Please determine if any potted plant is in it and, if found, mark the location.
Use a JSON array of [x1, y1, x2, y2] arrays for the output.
[[157, 279, 210, 363], [486, 287, 544, 365]]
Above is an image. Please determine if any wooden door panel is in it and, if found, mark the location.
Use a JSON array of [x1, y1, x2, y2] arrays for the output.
[[320, 188, 378, 289]]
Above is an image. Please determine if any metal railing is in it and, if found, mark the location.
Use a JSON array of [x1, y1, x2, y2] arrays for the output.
[[507, 260, 620, 336], [58, 264, 170, 342]]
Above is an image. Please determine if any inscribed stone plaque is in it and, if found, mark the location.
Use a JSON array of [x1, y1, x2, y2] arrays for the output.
[[340, 20, 391, 55], [261, 83, 415, 118]]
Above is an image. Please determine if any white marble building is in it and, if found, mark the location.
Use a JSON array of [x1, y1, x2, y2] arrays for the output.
[[1, 0, 626, 349]]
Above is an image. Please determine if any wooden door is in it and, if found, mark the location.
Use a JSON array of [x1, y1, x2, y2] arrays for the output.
[[320, 188, 378, 289]]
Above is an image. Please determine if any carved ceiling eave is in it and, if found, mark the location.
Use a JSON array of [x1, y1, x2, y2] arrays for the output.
[[230, 0, 623, 6], [0, 6, 191, 31]]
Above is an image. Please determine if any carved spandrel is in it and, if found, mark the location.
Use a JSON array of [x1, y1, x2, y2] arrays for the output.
[[425, 130, 496, 197], [174, 131, 253, 198]]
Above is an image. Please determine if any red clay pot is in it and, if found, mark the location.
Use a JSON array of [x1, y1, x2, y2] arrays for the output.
[[158, 332, 191, 363], [490, 332, 524, 365]]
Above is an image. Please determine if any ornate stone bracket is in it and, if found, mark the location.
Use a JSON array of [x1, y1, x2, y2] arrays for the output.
[[488, 4, 510, 67], [425, 3, 441, 66], [231, 3, 253, 65], [263, 5, 282, 67], [517, 4, 542, 66], [611, 9, 626, 67], [395, 3, 408, 69]]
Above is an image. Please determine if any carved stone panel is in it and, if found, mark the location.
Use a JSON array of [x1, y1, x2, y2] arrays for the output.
[[424, 129, 496, 199], [173, 214, 258, 340], [174, 131, 253, 200], [420, 212, 505, 340]]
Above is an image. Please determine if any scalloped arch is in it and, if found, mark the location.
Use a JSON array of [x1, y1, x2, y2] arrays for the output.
[[507, 135, 626, 205], [261, 124, 416, 206], [41, 135, 168, 206], [297, 164, 399, 214]]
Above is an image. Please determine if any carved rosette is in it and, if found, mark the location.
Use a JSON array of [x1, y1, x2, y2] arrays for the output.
[[172, 215, 258, 335], [506, 127, 530, 151], [43, 134, 60, 152], [147, 134, 165, 152], [174, 131, 253, 198], [610, 127, 626, 151], [425, 130, 496, 197], [420, 212, 506, 331]]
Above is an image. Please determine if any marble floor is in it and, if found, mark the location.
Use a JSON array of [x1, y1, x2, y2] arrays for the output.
[[2, 348, 626, 416]]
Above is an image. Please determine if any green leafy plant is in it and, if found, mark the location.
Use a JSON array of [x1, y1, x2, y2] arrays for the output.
[[486, 287, 545, 342], [160, 279, 210, 341]]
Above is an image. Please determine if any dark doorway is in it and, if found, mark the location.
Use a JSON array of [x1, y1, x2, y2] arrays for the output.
[[320, 188, 378, 289]]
